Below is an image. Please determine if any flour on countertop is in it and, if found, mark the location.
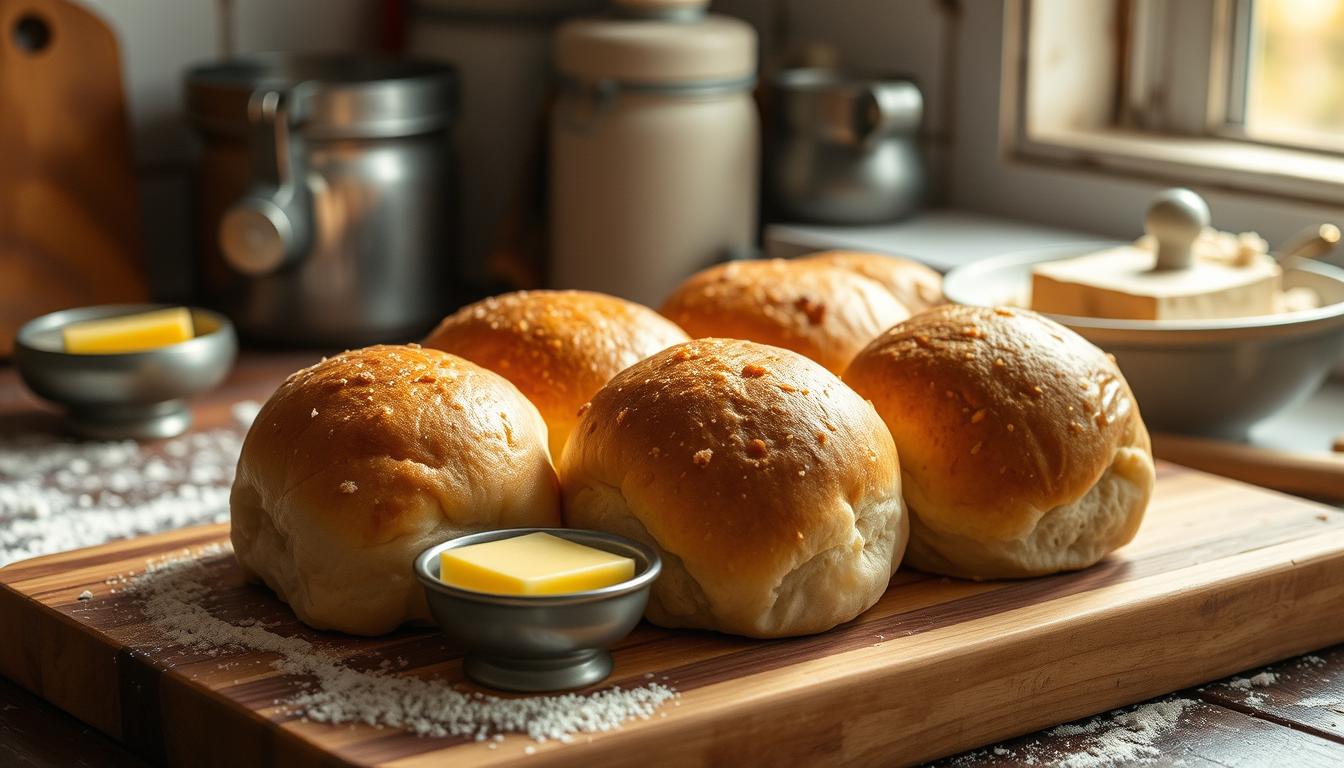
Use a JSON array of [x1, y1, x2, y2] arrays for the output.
[[0, 402, 260, 567], [948, 699, 1193, 767], [124, 547, 679, 743]]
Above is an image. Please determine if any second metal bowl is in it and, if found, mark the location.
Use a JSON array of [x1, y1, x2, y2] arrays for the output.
[[14, 304, 239, 439], [943, 243, 1344, 439], [414, 527, 661, 693]]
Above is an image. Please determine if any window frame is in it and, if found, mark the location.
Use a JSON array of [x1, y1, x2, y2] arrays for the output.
[[1007, 0, 1344, 207]]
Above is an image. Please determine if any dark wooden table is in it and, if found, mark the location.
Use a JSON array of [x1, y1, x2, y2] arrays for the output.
[[2, 353, 1342, 767]]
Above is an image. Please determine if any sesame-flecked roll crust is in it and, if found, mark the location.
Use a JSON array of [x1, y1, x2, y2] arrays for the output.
[[559, 338, 907, 638], [843, 306, 1154, 579], [799, 250, 945, 314], [424, 290, 689, 459], [659, 259, 911, 374], [230, 345, 561, 636]]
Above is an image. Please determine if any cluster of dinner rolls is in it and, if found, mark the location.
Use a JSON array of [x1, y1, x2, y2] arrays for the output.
[[230, 253, 1156, 640], [424, 290, 689, 459], [843, 306, 1156, 579], [230, 345, 560, 636], [558, 338, 908, 638]]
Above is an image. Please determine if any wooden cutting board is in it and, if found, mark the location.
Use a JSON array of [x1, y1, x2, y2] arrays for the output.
[[0, 0, 147, 358], [1, 463, 1342, 768]]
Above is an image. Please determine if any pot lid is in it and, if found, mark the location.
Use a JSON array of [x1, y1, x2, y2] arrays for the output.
[[555, 11, 755, 84], [186, 53, 457, 138]]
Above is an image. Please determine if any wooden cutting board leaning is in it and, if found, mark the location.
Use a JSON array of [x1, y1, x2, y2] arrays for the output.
[[0, 0, 146, 358], [1, 463, 1341, 767]]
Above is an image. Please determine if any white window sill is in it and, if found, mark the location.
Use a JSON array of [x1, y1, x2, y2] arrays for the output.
[[764, 209, 1101, 273], [1018, 128, 1344, 207]]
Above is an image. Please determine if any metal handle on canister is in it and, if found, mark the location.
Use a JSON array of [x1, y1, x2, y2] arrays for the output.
[[218, 85, 313, 276], [852, 80, 922, 150]]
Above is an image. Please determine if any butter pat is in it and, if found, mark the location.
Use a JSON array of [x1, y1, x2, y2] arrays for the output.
[[1031, 245, 1281, 321], [439, 532, 635, 595], [63, 307, 195, 354]]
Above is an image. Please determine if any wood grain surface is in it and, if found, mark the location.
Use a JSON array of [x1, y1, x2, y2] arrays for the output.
[[2, 458, 1342, 767], [0, 0, 147, 358]]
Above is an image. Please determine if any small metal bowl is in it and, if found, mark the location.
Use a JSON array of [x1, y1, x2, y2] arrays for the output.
[[414, 528, 661, 693], [14, 304, 239, 439], [943, 244, 1344, 439]]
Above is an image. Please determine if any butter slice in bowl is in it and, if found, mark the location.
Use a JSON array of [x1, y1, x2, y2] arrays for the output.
[[62, 307, 195, 353], [439, 531, 635, 596]]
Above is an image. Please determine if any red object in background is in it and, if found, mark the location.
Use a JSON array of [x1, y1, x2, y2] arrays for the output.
[[380, 0, 407, 52]]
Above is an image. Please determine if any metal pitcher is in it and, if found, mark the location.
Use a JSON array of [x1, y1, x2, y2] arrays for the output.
[[767, 69, 925, 225]]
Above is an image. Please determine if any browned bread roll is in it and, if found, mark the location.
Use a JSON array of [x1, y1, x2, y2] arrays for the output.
[[424, 290, 689, 459], [799, 250, 944, 313], [659, 259, 911, 374], [843, 306, 1154, 579], [559, 337, 907, 638], [230, 345, 561, 636]]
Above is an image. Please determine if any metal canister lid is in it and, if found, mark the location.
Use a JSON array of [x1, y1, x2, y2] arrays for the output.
[[555, 12, 755, 85], [186, 54, 457, 139]]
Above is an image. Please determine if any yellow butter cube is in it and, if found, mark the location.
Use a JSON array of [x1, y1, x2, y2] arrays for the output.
[[439, 532, 636, 596], [63, 307, 195, 354]]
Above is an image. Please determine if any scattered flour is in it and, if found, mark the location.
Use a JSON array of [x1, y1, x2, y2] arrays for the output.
[[1224, 669, 1281, 705], [124, 547, 679, 743], [0, 402, 259, 566], [1229, 671, 1279, 690], [1298, 691, 1344, 709], [950, 700, 1193, 766], [1047, 699, 1194, 768]]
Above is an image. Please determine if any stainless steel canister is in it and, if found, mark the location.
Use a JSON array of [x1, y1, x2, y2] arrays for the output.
[[187, 55, 457, 345], [767, 69, 925, 225]]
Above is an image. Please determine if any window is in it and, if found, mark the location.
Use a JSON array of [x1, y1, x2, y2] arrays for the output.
[[1234, 0, 1344, 150], [1010, 0, 1344, 204]]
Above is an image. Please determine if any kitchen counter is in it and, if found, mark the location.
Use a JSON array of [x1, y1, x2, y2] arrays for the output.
[[1, 353, 1342, 766]]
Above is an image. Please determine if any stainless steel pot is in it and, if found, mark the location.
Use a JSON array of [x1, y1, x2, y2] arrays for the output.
[[187, 54, 458, 345], [767, 69, 924, 225]]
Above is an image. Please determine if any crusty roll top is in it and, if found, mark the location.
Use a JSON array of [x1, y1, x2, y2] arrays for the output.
[[560, 338, 903, 635], [236, 345, 558, 550], [800, 250, 944, 313], [230, 345, 561, 635], [843, 306, 1149, 542], [659, 259, 911, 374], [424, 290, 689, 458]]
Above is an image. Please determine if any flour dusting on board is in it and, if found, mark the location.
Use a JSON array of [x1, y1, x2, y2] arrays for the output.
[[0, 403, 260, 566], [122, 547, 679, 742]]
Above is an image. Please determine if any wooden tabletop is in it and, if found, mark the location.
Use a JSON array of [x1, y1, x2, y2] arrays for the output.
[[2, 352, 1342, 767]]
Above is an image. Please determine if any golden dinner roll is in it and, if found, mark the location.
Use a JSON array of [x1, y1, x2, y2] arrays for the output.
[[799, 250, 944, 313], [659, 259, 911, 374], [559, 338, 907, 638], [843, 306, 1155, 580], [230, 345, 561, 636], [424, 290, 689, 459]]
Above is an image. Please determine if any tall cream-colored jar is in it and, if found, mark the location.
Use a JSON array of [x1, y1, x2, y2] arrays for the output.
[[550, 0, 758, 307]]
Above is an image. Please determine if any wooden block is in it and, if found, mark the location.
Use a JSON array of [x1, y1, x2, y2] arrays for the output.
[[1031, 245, 1281, 320]]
